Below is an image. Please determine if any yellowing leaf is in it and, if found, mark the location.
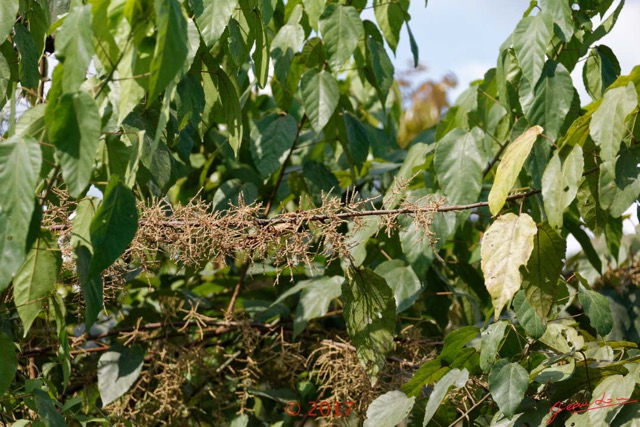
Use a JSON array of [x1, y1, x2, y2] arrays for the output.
[[488, 125, 543, 215], [481, 213, 537, 319]]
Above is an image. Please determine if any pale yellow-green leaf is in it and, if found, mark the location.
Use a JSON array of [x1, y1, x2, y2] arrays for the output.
[[565, 374, 635, 426], [488, 125, 543, 215], [481, 213, 537, 319]]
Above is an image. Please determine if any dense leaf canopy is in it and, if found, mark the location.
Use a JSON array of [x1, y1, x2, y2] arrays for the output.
[[0, 0, 639, 425]]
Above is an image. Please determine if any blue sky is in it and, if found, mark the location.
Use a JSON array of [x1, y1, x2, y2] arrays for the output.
[[391, 0, 640, 101]]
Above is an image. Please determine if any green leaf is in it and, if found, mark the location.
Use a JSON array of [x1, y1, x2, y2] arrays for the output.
[[481, 213, 537, 319], [590, 82, 637, 165], [402, 359, 447, 397], [303, 0, 326, 31], [300, 69, 339, 133], [0, 1, 18, 42], [565, 374, 635, 426], [195, 0, 239, 48], [55, 5, 94, 92], [344, 266, 396, 384], [513, 290, 546, 338], [544, 0, 574, 42], [286, 276, 343, 337], [583, 45, 621, 101], [318, 4, 364, 70], [523, 223, 565, 320], [46, 90, 101, 198], [364, 391, 415, 427], [541, 145, 583, 228], [435, 128, 485, 206], [14, 231, 61, 336], [374, 260, 422, 313], [0, 332, 17, 395], [98, 345, 144, 406], [406, 22, 419, 67], [488, 360, 529, 419], [578, 284, 613, 337], [88, 176, 138, 278], [525, 61, 574, 140], [512, 13, 553, 85], [219, 70, 243, 156], [252, 10, 270, 89], [479, 321, 508, 372], [76, 245, 103, 328], [373, 0, 409, 52], [148, 0, 188, 104], [488, 125, 543, 215], [609, 144, 640, 218], [250, 113, 297, 178], [14, 23, 40, 91], [33, 389, 65, 427], [366, 37, 394, 104], [343, 112, 369, 171], [423, 368, 469, 426], [440, 326, 480, 365], [0, 135, 41, 291]]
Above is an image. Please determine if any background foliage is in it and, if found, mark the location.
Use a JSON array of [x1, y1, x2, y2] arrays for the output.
[[0, 0, 639, 425]]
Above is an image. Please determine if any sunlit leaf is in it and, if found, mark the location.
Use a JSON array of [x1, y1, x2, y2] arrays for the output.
[[55, 5, 94, 92], [148, 0, 188, 104], [423, 368, 469, 426], [98, 345, 144, 406], [195, 0, 239, 48], [0, 1, 18, 42], [319, 4, 363, 70], [13, 231, 61, 336], [481, 213, 537, 319], [489, 360, 529, 419], [435, 128, 485, 206], [583, 45, 621, 101], [300, 69, 339, 133], [512, 13, 553, 85], [373, 0, 409, 52], [541, 145, 583, 228], [0, 135, 41, 291], [488, 125, 543, 215], [374, 260, 422, 313], [479, 321, 508, 372], [364, 390, 415, 427], [46, 90, 101, 198]]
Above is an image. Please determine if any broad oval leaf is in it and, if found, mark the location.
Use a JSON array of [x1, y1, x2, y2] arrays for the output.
[[13, 232, 61, 336], [300, 69, 339, 133], [0, 135, 41, 291], [46, 90, 101, 198], [344, 266, 396, 384], [195, 0, 239, 48], [525, 61, 574, 141], [250, 114, 298, 178], [590, 82, 637, 165], [148, 0, 189, 104], [423, 368, 469, 426], [513, 290, 546, 338], [366, 37, 394, 104], [512, 13, 553, 85], [488, 360, 529, 419], [488, 125, 543, 215], [88, 176, 138, 278], [578, 284, 614, 337], [440, 326, 480, 365], [319, 4, 364, 70], [481, 213, 537, 319], [364, 390, 415, 427], [98, 345, 144, 406], [0, 332, 17, 395], [435, 128, 485, 206], [565, 374, 635, 426]]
